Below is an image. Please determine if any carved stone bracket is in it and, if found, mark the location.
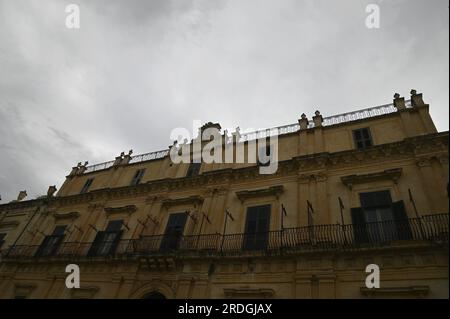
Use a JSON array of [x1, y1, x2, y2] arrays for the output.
[[139, 257, 177, 271], [235, 185, 284, 203], [341, 168, 402, 190]]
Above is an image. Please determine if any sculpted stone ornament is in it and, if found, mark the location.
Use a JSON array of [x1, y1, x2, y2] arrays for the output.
[[313, 110, 323, 127], [17, 190, 27, 201], [298, 113, 309, 130], [47, 185, 57, 197]]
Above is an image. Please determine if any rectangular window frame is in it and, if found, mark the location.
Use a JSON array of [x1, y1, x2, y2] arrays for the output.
[[353, 127, 373, 150], [80, 178, 94, 194]]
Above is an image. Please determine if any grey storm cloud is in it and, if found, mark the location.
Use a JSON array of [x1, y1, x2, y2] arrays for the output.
[[0, 0, 448, 202]]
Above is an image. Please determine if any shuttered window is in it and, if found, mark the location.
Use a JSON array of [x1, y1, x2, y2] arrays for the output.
[[80, 178, 94, 194], [35, 225, 66, 257], [243, 205, 271, 250], [351, 190, 412, 243], [186, 162, 201, 177], [353, 128, 373, 150], [130, 169, 146, 186], [160, 213, 188, 252], [88, 220, 123, 256]]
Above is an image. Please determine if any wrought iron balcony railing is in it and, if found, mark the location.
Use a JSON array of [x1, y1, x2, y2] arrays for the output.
[[3, 214, 447, 261]]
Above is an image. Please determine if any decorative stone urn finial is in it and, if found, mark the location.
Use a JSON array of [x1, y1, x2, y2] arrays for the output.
[[47, 185, 57, 197], [298, 113, 309, 130], [313, 110, 323, 127], [17, 190, 27, 201]]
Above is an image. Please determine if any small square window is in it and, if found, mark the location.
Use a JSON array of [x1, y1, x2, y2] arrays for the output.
[[186, 162, 201, 177], [353, 128, 373, 150], [131, 169, 146, 186], [80, 178, 94, 194]]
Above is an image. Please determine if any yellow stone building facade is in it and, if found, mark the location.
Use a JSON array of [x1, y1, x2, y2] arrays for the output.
[[0, 90, 448, 299]]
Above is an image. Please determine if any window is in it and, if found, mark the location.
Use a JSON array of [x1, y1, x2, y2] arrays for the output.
[[353, 128, 373, 150], [186, 162, 201, 177], [243, 205, 271, 251], [35, 225, 66, 257], [130, 169, 146, 186], [351, 190, 412, 243], [80, 178, 94, 194], [0, 233, 6, 249], [160, 213, 188, 252], [88, 220, 123, 256]]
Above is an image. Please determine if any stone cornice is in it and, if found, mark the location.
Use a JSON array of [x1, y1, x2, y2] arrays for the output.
[[341, 168, 402, 190], [104, 205, 137, 216], [235, 185, 284, 203], [161, 195, 204, 209], [0, 132, 447, 211], [52, 211, 80, 221]]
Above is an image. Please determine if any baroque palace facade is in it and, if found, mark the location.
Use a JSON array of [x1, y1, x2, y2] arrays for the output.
[[0, 90, 448, 299]]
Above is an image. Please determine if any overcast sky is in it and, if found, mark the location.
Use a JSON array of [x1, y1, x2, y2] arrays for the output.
[[0, 0, 448, 202]]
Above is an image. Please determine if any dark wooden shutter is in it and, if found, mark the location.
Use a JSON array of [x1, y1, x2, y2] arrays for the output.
[[243, 205, 270, 250], [392, 200, 413, 240], [35, 226, 66, 257], [108, 230, 123, 255], [351, 207, 369, 244], [160, 213, 188, 251], [88, 231, 105, 256]]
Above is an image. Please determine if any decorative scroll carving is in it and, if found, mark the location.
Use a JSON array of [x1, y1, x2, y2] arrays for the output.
[[235, 185, 284, 203], [341, 168, 402, 190]]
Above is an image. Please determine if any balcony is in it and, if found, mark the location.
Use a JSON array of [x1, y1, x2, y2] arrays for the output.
[[2, 214, 447, 261]]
